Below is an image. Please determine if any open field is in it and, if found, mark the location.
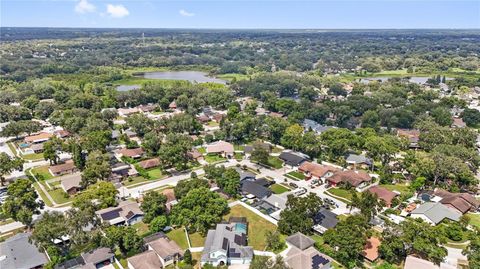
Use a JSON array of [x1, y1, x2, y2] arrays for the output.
[[166, 228, 189, 249]]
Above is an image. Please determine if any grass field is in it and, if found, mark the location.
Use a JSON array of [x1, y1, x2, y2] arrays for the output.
[[33, 182, 53, 207], [207, 121, 219, 127], [123, 176, 150, 187], [325, 188, 354, 202], [7, 142, 18, 156], [234, 152, 244, 161], [166, 228, 189, 249], [224, 204, 277, 250], [31, 165, 54, 180], [286, 171, 306, 180], [265, 156, 283, 169], [197, 147, 206, 154], [270, 183, 290, 194], [132, 221, 150, 236], [48, 188, 71, 204], [379, 184, 410, 194], [21, 152, 44, 161], [467, 213, 480, 229], [146, 168, 163, 179], [204, 154, 226, 163], [188, 232, 206, 247]]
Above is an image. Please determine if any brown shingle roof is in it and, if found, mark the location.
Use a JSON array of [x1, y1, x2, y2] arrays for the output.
[[49, 160, 76, 174], [435, 189, 480, 213], [147, 237, 184, 260], [362, 237, 380, 262], [298, 162, 338, 178], [127, 251, 162, 269], [137, 158, 160, 169], [24, 132, 53, 143], [206, 141, 234, 154], [118, 148, 145, 158], [367, 186, 398, 207], [328, 170, 372, 187]]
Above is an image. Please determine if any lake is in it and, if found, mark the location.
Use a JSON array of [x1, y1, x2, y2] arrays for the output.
[[116, 85, 141, 92], [358, 76, 453, 85], [140, 71, 227, 84]]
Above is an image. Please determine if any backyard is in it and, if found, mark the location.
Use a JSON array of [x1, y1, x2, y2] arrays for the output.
[[224, 204, 277, 250], [166, 228, 189, 249], [188, 232, 206, 248], [31, 165, 54, 180], [467, 213, 480, 229], [204, 154, 226, 163], [265, 156, 283, 169]]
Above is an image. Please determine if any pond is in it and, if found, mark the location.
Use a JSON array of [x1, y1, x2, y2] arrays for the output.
[[139, 71, 227, 84], [116, 84, 141, 92], [358, 76, 453, 85]]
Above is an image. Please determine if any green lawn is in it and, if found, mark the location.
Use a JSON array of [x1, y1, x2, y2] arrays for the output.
[[21, 152, 44, 161], [33, 182, 53, 207], [166, 228, 189, 249], [379, 184, 410, 194], [265, 156, 283, 169], [467, 213, 480, 229], [31, 165, 54, 180], [234, 152, 243, 161], [311, 234, 324, 246], [325, 188, 354, 202], [197, 147, 206, 154], [146, 168, 163, 179], [207, 121, 219, 127], [204, 154, 226, 163], [132, 221, 150, 236], [48, 188, 72, 204], [7, 142, 18, 156], [285, 171, 306, 180], [188, 232, 206, 247], [123, 176, 150, 187], [224, 204, 277, 250], [270, 183, 290, 194], [234, 144, 245, 151]]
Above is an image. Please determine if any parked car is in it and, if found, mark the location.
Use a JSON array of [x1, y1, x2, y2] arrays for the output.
[[289, 182, 298, 188], [293, 187, 307, 196]]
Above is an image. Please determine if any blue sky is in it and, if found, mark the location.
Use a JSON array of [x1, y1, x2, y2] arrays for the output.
[[1, 0, 479, 28]]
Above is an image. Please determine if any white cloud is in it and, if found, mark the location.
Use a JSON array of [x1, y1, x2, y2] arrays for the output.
[[106, 4, 129, 18], [179, 9, 195, 17], [75, 0, 96, 14]]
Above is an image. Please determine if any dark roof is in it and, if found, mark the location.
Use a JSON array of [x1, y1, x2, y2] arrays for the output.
[[234, 167, 256, 181], [254, 178, 272, 187], [241, 181, 272, 199], [286, 232, 315, 250], [313, 208, 339, 229], [279, 151, 308, 166], [81, 247, 114, 265], [143, 232, 167, 244], [55, 257, 85, 269]]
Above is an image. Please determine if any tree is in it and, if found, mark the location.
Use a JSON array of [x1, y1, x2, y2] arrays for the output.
[[350, 190, 384, 219], [250, 255, 289, 269], [81, 150, 111, 187], [324, 215, 369, 268], [183, 249, 193, 265], [278, 193, 323, 235], [462, 108, 480, 127], [150, 215, 169, 233], [0, 120, 42, 138], [174, 178, 210, 199], [265, 230, 286, 252], [142, 131, 163, 156], [463, 230, 480, 269], [140, 191, 167, 223], [431, 107, 453, 126], [0, 152, 24, 186], [216, 168, 240, 197], [158, 134, 193, 170], [103, 225, 143, 255], [125, 113, 153, 137], [170, 187, 229, 235], [43, 137, 64, 165], [30, 211, 69, 251], [281, 124, 304, 151], [409, 176, 426, 191], [250, 142, 270, 165], [2, 178, 43, 227], [73, 181, 118, 210]]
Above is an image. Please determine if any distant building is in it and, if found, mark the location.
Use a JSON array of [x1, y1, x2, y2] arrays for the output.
[[298, 162, 338, 182], [137, 158, 161, 170], [366, 186, 399, 207], [345, 154, 372, 170], [302, 119, 335, 134], [55, 247, 115, 269], [201, 218, 253, 266], [117, 147, 145, 159], [24, 132, 53, 144], [326, 170, 372, 189]]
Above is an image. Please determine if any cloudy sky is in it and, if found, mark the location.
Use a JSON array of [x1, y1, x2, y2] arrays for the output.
[[1, 0, 479, 28]]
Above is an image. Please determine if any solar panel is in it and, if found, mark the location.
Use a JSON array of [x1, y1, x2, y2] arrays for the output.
[[222, 238, 229, 250], [311, 254, 329, 269]]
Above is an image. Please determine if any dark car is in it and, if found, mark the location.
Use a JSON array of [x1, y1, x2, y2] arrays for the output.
[[289, 182, 298, 188]]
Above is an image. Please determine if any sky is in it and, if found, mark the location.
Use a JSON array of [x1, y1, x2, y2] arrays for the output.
[[1, 0, 479, 29]]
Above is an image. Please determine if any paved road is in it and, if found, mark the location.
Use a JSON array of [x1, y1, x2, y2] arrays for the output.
[[0, 221, 25, 234]]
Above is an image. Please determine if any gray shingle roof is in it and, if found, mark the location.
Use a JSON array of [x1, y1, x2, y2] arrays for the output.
[[313, 208, 339, 229], [411, 202, 462, 224], [286, 232, 315, 251], [0, 233, 48, 269], [241, 181, 272, 199], [279, 151, 308, 167]]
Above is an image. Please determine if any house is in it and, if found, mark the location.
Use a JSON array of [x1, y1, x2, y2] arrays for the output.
[[403, 256, 444, 269], [111, 130, 121, 140], [118, 147, 145, 159], [187, 149, 204, 161], [81, 248, 115, 268], [366, 186, 399, 207], [197, 114, 210, 123], [279, 151, 309, 167], [240, 180, 272, 199], [145, 236, 184, 267], [137, 104, 157, 113], [434, 189, 480, 214], [206, 141, 234, 158], [269, 112, 284, 118], [298, 162, 338, 182], [30, 143, 44, 153], [345, 154, 372, 170], [49, 160, 78, 177], [362, 237, 381, 262], [24, 132, 53, 144], [452, 117, 466, 128], [285, 232, 332, 269], [118, 107, 140, 117], [110, 162, 138, 181], [326, 170, 372, 189], [95, 200, 144, 226], [127, 250, 162, 269], [55, 130, 71, 139], [234, 167, 256, 182], [410, 202, 462, 225], [201, 218, 253, 266], [302, 119, 335, 134], [60, 173, 83, 195], [212, 113, 224, 123], [137, 158, 161, 169], [396, 129, 421, 149], [169, 101, 177, 110], [0, 232, 49, 269], [312, 208, 339, 234], [124, 129, 138, 138]]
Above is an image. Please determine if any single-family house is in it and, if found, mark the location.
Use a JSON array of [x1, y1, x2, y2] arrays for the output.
[[30, 143, 44, 153], [127, 250, 163, 269], [137, 104, 157, 113], [201, 218, 253, 266], [0, 232, 49, 269], [302, 119, 335, 134], [285, 232, 332, 269], [279, 151, 309, 167], [326, 170, 372, 189], [81, 248, 115, 268], [169, 101, 177, 110], [137, 158, 161, 170], [240, 180, 272, 199], [312, 208, 339, 234], [118, 148, 145, 159], [95, 200, 144, 226], [345, 154, 372, 170], [396, 129, 421, 149], [403, 256, 443, 269], [362, 237, 381, 262], [55, 130, 71, 139], [206, 141, 234, 158], [49, 160, 78, 177], [366, 186, 399, 207], [144, 236, 184, 267], [410, 202, 462, 225], [197, 114, 210, 123], [434, 189, 480, 214], [234, 167, 256, 182], [298, 162, 338, 182], [212, 113, 224, 123], [187, 149, 204, 162], [452, 117, 466, 128], [59, 173, 83, 195], [118, 107, 140, 117], [269, 112, 284, 118], [24, 132, 53, 144]]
